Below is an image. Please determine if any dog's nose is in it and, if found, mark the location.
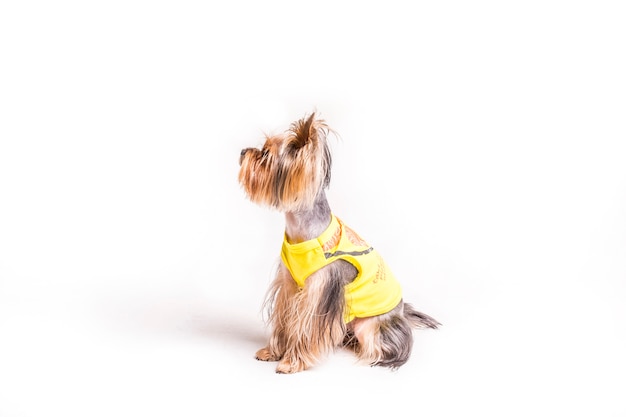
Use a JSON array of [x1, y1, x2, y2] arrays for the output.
[[239, 148, 249, 165]]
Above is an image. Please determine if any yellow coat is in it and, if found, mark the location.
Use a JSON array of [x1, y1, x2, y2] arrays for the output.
[[281, 214, 403, 323]]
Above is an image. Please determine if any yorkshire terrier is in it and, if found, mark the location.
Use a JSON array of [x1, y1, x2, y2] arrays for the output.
[[238, 112, 440, 374]]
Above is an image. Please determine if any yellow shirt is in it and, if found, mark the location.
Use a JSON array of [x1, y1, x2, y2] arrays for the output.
[[280, 214, 403, 323]]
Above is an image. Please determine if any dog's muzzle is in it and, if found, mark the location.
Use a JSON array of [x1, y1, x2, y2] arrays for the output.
[[239, 148, 250, 166]]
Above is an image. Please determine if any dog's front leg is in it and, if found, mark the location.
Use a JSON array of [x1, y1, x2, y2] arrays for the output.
[[275, 266, 346, 374], [255, 264, 298, 362]]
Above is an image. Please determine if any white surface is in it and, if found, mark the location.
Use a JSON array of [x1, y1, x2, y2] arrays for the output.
[[1, 1, 625, 416]]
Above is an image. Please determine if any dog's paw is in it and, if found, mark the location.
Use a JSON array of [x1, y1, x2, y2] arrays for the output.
[[255, 347, 280, 362], [275, 357, 308, 374]]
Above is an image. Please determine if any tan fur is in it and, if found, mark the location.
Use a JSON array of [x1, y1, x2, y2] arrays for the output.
[[239, 114, 332, 212]]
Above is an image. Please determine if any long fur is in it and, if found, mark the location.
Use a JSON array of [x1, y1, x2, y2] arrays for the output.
[[239, 111, 440, 373]]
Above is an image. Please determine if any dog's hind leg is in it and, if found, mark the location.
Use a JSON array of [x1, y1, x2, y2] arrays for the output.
[[350, 302, 440, 369]]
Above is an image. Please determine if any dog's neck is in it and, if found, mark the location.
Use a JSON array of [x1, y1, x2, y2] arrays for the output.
[[284, 191, 332, 244]]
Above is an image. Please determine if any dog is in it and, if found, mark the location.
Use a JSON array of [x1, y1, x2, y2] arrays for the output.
[[238, 112, 439, 373]]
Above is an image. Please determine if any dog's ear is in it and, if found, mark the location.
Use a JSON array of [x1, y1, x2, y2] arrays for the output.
[[292, 112, 317, 148]]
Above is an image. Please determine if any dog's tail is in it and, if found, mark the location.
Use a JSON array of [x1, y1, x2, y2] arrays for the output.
[[403, 303, 441, 329]]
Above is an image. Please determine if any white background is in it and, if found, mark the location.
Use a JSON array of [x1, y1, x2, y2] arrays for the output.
[[1, 1, 625, 416]]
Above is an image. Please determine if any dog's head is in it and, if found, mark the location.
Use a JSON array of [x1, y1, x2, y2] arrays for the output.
[[238, 112, 332, 212]]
